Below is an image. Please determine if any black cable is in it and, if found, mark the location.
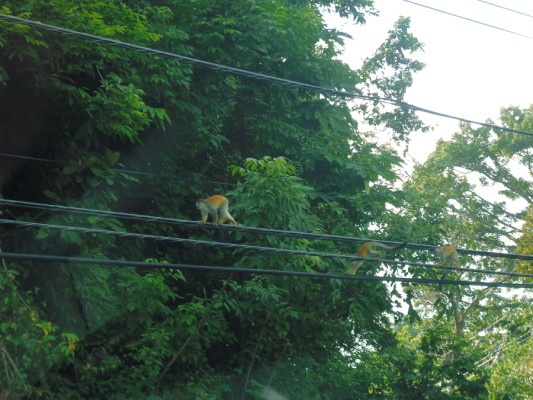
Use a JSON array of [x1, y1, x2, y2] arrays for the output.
[[0, 151, 388, 200], [0, 153, 70, 166], [0, 153, 527, 226], [401, 0, 533, 40], [1, 251, 532, 288], [1, 217, 532, 278], [1, 198, 532, 262], [0, 14, 532, 138], [474, 0, 533, 18], [0, 152, 236, 188]]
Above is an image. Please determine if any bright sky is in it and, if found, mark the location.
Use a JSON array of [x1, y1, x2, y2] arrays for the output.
[[328, 0, 533, 162]]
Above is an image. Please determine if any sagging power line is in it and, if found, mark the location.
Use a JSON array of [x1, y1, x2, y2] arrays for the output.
[[0, 13, 532, 138], [401, 0, 533, 40], [0, 152, 527, 224], [474, 0, 533, 19], [1, 251, 532, 289], [1, 198, 532, 262], [1, 216, 532, 279], [0, 152, 236, 188], [476, 329, 532, 367]]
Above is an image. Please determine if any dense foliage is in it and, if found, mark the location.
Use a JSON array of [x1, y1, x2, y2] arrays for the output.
[[0, 0, 531, 398]]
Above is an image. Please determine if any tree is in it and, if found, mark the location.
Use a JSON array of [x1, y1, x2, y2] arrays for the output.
[[0, 0, 442, 398], [517, 205, 533, 275], [388, 105, 532, 398]]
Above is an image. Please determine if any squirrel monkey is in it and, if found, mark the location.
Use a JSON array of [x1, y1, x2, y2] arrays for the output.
[[435, 246, 460, 267], [346, 242, 406, 275], [196, 195, 237, 227]]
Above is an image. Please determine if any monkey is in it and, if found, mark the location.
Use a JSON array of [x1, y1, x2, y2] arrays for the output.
[[435, 246, 460, 267], [346, 241, 406, 275], [196, 195, 237, 227], [434, 245, 461, 297]]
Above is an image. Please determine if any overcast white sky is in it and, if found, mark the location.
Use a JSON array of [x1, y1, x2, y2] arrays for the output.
[[328, 0, 533, 162]]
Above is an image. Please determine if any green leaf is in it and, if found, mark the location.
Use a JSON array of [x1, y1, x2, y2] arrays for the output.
[[35, 230, 48, 240], [43, 190, 61, 202], [87, 177, 101, 187], [63, 165, 77, 175]]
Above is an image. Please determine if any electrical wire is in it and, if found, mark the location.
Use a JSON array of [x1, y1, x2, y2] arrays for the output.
[[479, 331, 531, 362], [499, 332, 532, 355], [401, 0, 533, 40], [2, 198, 533, 262], [0, 152, 236, 188], [1, 217, 532, 279], [0, 152, 273, 197], [0, 151, 382, 205], [1, 251, 532, 288], [0, 13, 532, 138], [476, 330, 532, 367], [0, 152, 528, 225], [474, 0, 533, 18], [0, 151, 403, 201]]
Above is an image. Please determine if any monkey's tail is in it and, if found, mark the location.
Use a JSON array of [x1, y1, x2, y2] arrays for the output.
[[372, 241, 407, 251], [389, 242, 407, 250]]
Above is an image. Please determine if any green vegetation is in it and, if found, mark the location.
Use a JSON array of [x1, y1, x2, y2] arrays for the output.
[[0, 0, 531, 398]]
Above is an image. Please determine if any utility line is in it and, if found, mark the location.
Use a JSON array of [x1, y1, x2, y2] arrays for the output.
[[0, 153, 70, 166], [0, 152, 236, 188], [401, 0, 533, 40], [474, 0, 533, 18], [6, 151, 200, 184], [0, 151, 382, 207], [0, 153, 527, 223], [0, 14, 532, 138], [476, 330, 532, 367], [1, 217, 533, 278], [1, 251, 532, 289], [0, 151, 389, 200], [478, 331, 531, 364], [1, 198, 532, 262], [500, 332, 531, 354], [0, 152, 474, 215]]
